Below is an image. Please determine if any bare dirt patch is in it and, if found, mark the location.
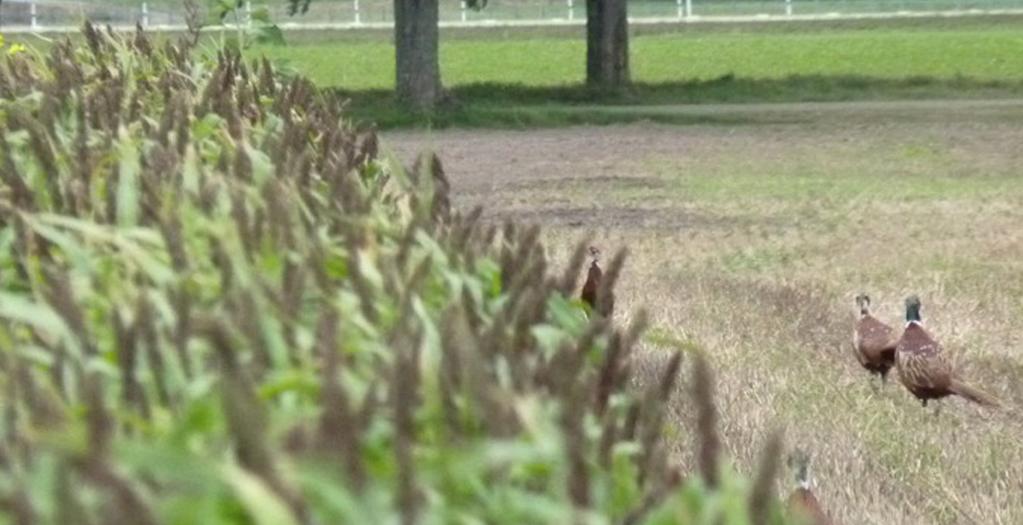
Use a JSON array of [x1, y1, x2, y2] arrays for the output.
[[383, 125, 699, 195], [483, 206, 748, 231]]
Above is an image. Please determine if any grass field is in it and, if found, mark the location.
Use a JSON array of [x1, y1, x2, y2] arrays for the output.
[[382, 102, 1023, 524], [259, 22, 1023, 89], [358, 17, 1023, 522], [243, 16, 1023, 127]]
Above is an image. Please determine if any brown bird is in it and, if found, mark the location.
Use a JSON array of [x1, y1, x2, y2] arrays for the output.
[[894, 295, 1000, 408], [786, 449, 833, 525], [852, 293, 898, 388], [580, 246, 601, 311]]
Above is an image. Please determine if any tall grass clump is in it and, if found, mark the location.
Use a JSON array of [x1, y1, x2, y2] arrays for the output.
[[0, 24, 791, 524]]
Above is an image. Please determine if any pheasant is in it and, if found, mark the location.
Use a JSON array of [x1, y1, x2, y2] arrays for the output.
[[580, 246, 601, 311], [786, 449, 833, 525], [894, 295, 1000, 408], [852, 293, 898, 387]]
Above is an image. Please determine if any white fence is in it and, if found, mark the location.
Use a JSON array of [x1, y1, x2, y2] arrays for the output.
[[1, 0, 1023, 32]]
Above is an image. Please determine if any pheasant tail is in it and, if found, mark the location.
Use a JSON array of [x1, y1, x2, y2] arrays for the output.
[[949, 379, 1001, 408]]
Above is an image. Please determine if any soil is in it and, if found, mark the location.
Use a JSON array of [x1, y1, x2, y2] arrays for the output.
[[381, 98, 1023, 228]]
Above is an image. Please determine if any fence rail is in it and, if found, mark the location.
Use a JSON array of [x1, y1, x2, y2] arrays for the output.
[[2, 0, 1023, 32]]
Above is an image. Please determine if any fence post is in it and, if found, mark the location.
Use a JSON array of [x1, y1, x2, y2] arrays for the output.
[[685, 0, 692, 18], [785, 0, 792, 16], [354, 0, 361, 24], [30, 2, 38, 29], [677, 0, 683, 19], [245, 1, 252, 26], [460, 0, 467, 22], [568, 0, 574, 20], [141, 2, 149, 27]]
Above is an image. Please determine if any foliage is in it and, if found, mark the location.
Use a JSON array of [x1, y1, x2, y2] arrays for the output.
[[0, 24, 790, 524], [197, 0, 286, 48], [286, 0, 314, 15], [0, 34, 26, 57]]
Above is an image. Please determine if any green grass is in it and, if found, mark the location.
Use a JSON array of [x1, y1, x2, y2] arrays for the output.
[[634, 29, 1023, 82], [261, 26, 1023, 89], [249, 18, 1023, 127]]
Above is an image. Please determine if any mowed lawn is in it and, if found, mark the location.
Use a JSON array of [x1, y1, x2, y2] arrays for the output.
[[256, 24, 1023, 89]]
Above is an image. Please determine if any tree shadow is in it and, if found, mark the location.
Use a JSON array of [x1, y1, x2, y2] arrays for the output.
[[337, 74, 1023, 129]]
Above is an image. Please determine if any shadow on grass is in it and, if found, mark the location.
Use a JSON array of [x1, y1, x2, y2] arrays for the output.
[[337, 74, 1023, 129]]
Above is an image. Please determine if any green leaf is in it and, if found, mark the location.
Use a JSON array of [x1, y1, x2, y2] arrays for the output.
[[254, 25, 287, 47], [476, 258, 502, 299], [16, 344, 56, 367], [251, 7, 273, 24], [0, 292, 80, 357], [220, 464, 300, 525], [182, 145, 202, 195], [606, 446, 643, 521], [214, 0, 245, 21], [22, 219, 92, 274], [531, 325, 568, 353], [116, 132, 141, 228], [297, 467, 376, 523], [324, 250, 349, 280], [545, 294, 587, 334], [29, 215, 175, 285], [259, 369, 319, 400], [247, 145, 275, 184], [192, 113, 225, 143], [0, 226, 14, 256]]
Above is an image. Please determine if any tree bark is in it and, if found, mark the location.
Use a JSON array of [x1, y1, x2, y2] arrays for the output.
[[585, 0, 630, 89], [394, 0, 442, 111]]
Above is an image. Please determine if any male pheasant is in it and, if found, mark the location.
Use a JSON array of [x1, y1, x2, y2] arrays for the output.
[[580, 246, 601, 310], [786, 449, 833, 525], [894, 295, 1000, 408], [852, 293, 898, 387]]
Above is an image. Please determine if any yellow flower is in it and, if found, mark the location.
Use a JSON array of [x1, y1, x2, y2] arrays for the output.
[[7, 44, 26, 56], [0, 34, 5, 48]]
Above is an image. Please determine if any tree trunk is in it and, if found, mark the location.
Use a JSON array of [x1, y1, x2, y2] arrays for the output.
[[394, 0, 442, 111], [585, 0, 630, 89]]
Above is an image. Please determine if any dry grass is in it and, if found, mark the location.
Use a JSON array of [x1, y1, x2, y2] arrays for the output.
[[384, 111, 1023, 525]]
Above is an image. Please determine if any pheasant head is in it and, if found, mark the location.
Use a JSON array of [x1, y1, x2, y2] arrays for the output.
[[854, 293, 871, 316], [787, 448, 811, 490], [905, 295, 922, 325]]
